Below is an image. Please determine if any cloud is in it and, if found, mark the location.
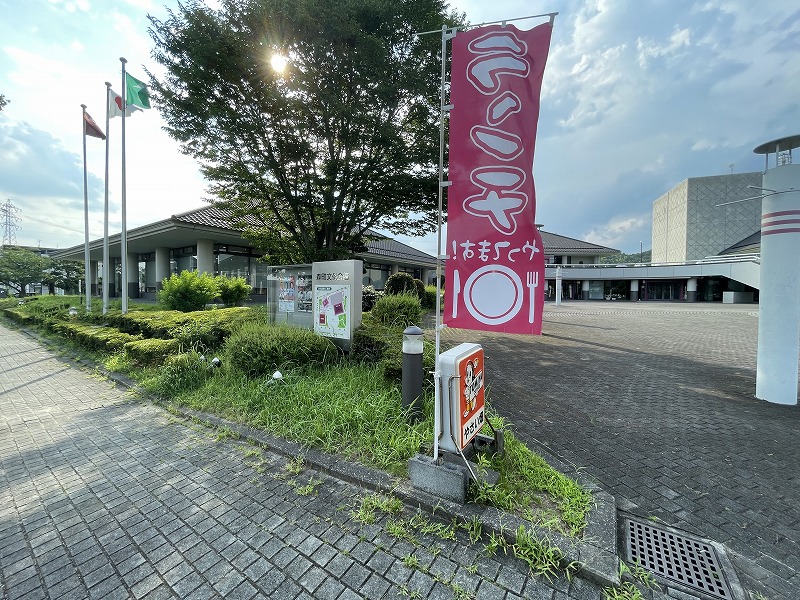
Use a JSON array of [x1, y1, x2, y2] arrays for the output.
[[636, 26, 691, 68], [0, 117, 104, 209], [582, 213, 650, 251]]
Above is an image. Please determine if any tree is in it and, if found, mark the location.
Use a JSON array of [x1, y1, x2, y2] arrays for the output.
[[0, 247, 51, 297], [45, 259, 84, 294], [148, 0, 463, 263], [0, 94, 7, 112]]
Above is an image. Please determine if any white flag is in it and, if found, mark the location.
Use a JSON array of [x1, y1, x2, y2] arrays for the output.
[[108, 88, 141, 118]]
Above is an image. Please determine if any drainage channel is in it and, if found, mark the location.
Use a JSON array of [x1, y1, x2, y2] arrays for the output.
[[624, 516, 735, 599]]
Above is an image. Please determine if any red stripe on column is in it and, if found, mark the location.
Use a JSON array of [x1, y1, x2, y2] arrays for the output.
[[762, 218, 800, 227], [761, 228, 800, 236], [762, 209, 800, 220]]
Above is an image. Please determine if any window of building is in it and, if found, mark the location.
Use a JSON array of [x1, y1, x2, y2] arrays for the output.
[[363, 262, 390, 290]]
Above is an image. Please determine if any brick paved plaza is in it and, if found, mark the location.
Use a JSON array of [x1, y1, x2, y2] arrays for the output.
[[440, 302, 800, 599], [1, 302, 798, 599]]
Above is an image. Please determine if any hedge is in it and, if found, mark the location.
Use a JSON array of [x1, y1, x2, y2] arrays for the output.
[[124, 338, 181, 366]]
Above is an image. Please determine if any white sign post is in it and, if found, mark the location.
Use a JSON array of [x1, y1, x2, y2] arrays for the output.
[[312, 260, 363, 352]]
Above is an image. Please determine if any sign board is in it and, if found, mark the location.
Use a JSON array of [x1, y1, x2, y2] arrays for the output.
[[312, 260, 363, 351], [438, 343, 486, 453]]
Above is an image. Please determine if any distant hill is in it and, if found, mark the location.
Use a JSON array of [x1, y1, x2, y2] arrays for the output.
[[601, 250, 651, 264]]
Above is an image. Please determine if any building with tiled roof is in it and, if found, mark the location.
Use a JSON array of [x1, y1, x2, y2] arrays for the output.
[[52, 204, 630, 307]]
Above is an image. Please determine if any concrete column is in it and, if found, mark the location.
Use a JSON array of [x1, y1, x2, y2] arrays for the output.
[[629, 279, 639, 302], [581, 280, 589, 300], [686, 278, 698, 302], [555, 267, 562, 305], [89, 260, 99, 296], [196, 239, 215, 275], [155, 247, 170, 291], [756, 163, 800, 405], [422, 268, 432, 285], [391, 264, 400, 276], [126, 252, 139, 299]]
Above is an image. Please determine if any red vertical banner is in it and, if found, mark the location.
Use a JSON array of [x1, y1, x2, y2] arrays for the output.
[[445, 22, 552, 334]]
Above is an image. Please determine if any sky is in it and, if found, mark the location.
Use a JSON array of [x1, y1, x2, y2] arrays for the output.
[[0, 0, 798, 257]]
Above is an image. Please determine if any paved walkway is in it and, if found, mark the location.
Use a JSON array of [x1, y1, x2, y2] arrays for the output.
[[0, 321, 598, 600], [440, 302, 800, 600]]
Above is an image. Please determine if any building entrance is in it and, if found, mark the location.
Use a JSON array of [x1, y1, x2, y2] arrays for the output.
[[646, 282, 675, 300]]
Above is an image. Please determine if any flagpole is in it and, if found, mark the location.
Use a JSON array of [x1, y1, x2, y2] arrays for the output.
[[80, 104, 92, 313], [120, 57, 128, 314], [103, 82, 111, 314]]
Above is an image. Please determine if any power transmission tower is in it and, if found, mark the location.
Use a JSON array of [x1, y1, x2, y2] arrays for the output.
[[1, 199, 21, 246]]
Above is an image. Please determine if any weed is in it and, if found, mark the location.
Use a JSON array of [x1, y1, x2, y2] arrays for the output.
[[619, 561, 660, 591], [460, 515, 483, 544], [386, 519, 419, 546], [602, 581, 645, 600], [511, 525, 576, 582], [397, 584, 422, 599], [215, 426, 239, 441], [402, 554, 422, 570], [451, 582, 475, 600], [408, 513, 456, 541], [484, 531, 508, 557], [295, 477, 322, 496], [284, 456, 305, 475], [352, 493, 403, 525], [241, 447, 262, 459], [466, 564, 478, 575]]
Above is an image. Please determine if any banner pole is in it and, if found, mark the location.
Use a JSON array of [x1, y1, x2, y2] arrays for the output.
[[120, 58, 128, 314], [103, 82, 111, 314], [81, 104, 91, 313], [434, 25, 455, 461]]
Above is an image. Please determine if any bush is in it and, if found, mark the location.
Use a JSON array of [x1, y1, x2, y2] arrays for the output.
[[168, 307, 254, 351], [369, 294, 422, 328], [158, 271, 219, 312], [124, 338, 181, 366], [384, 272, 417, 297], [413, 278, 425, 300], [421, 284, 439, 310], [48, 321, 141, 351], [216, 276, 252, 307], [223, 322, 339, 378], [362, 285, 384, 312]]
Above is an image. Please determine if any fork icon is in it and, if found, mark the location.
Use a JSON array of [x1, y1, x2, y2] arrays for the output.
[[526, 271, 539, 323]]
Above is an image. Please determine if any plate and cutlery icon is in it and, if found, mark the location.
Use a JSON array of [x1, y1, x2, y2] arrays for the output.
[[451, 266, 539, 325]]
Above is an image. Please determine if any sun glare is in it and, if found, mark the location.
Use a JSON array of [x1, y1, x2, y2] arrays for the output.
[[270, 54, 289, 73]]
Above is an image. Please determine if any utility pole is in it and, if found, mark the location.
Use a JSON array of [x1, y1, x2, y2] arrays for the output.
[[1, 199, 21, 246]]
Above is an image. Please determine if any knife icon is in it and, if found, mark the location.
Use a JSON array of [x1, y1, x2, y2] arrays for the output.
[[452, 269, 460, 319]]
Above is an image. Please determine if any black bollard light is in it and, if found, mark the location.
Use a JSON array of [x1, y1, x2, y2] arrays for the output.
[[402, 326, 424, 423]]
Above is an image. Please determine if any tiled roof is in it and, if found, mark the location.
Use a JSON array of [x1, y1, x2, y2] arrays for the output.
[[539, 230, 619, 255], [170, 206, 615, 263], [719, 230, 761, 255], [171, 205, 437, 266]]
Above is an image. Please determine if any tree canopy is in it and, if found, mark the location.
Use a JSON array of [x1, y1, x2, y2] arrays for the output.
[[0, 247, 52, 296], [148, 0, 462, 263]]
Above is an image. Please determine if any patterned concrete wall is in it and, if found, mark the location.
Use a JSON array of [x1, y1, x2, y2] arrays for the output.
[[652, 180, 688, 262], [652, 173, 762, 262]]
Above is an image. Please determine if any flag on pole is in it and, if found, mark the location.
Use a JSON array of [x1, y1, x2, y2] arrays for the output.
[[83, 110, 106, 140], [125, 73, 151, 109], [108, 88, 140, 118]]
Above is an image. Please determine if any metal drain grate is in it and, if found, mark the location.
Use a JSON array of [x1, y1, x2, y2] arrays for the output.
[[625, 518, 733, 599]]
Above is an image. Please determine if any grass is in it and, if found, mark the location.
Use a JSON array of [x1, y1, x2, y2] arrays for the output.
[[470, 413, 592, 537]]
